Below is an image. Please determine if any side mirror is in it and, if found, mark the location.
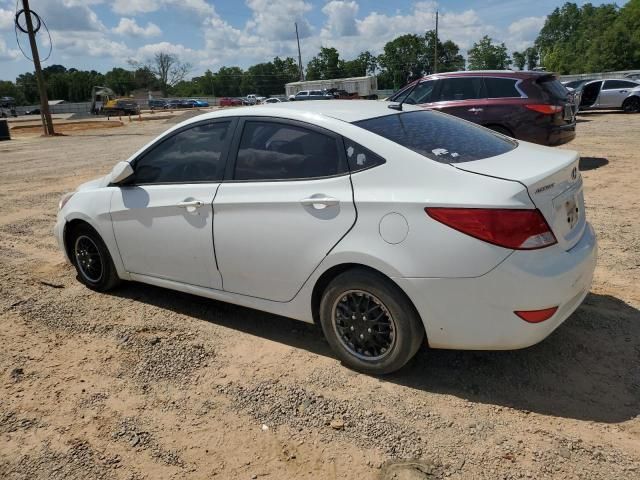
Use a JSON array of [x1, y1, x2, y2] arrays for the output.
[[109, 161, 134, 184]]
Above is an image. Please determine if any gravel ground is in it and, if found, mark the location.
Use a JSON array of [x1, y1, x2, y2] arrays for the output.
[[0, 110, 639, 479]]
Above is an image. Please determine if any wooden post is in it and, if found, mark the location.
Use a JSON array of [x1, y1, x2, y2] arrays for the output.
[[21, 0, 55, 136]]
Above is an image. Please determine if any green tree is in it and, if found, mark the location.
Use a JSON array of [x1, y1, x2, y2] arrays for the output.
[[0, 80, 26, 105], [104, 67, 135, 96], [378, 34, 428, 88], [512, 51, 526, 70], [467, 36, 511, 70], [535, 2, 623, 73], [306, 47, 345, 80]]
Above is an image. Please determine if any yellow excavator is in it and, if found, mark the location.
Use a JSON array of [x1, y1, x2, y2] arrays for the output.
[[90, 86, 140, 116]]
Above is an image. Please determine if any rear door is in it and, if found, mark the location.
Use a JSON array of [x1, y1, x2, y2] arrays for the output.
[[479, 76, 528, 132], [598, 80, 639, 108], [428, 76, 486, 124], [213, 118, 356, 302]]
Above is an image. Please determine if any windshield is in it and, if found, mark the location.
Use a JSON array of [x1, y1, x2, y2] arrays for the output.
[[354, 110, 517, 164], [538, 77, 569, 100]]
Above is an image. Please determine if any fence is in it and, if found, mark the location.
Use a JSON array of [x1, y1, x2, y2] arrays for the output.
[[15, 97, 222, 115], [559, 70, 640, 82]]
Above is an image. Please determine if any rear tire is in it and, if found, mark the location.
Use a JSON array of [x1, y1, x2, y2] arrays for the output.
[[622, 97, 640, 113], [319, 268, 425, 375], [69, 224, 120, 292]]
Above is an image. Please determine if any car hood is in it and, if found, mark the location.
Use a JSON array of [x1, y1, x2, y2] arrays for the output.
[[77, 174, 111, 191]]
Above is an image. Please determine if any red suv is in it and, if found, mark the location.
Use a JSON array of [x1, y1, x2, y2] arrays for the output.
[[387, 71, 576, 146]]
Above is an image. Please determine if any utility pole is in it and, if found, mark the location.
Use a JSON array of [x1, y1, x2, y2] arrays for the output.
[[295, 22, 304, 81], [21, 0, 54, 136], [433, 10, 439, 74]]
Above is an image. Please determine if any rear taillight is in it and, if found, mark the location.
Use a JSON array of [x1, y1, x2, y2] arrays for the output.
[[425, 208, 557, 250], [514, 307, 558, 323], [524, 104, 563, 114]]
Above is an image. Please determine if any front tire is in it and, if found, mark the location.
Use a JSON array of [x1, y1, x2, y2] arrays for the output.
[[69, 224, 120, 292], [319, 269, 425, 375]]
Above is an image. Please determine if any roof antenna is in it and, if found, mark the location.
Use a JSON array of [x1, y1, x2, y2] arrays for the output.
[[388, 77, 421, 111]]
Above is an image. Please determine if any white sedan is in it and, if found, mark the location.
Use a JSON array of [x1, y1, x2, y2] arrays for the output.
[[54, 101, 597, 374]]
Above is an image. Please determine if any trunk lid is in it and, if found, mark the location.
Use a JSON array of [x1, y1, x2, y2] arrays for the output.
[[454, 142, 585, 251]]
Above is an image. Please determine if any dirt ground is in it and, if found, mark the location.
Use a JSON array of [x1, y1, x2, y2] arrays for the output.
[[0, 111, 638, 480]]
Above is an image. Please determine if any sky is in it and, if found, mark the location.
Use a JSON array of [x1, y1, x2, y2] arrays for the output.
[[0, 0, 627, 81]]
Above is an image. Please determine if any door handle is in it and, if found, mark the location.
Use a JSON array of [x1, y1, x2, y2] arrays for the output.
[[176, 200, 204, 208], [620, 90, 628, 93], [468, 107, 483, 113], [301, 195, 339, 209]]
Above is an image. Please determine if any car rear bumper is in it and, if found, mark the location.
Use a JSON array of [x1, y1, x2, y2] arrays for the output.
[[395, 222, 597, 350], [519, 122, 576, 146]]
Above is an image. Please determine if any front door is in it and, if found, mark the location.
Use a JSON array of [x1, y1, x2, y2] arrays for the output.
[[213, 118, 356, 302], [111, 120, 234, 288]]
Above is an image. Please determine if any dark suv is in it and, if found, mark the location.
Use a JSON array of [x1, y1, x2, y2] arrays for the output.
[[388, 71, 576, 146]]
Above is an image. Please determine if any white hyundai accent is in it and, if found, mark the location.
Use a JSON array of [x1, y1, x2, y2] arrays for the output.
[[54, 101, 597, 374]]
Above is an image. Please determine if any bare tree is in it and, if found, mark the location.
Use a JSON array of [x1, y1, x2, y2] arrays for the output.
[[130, 52, 192, 96]]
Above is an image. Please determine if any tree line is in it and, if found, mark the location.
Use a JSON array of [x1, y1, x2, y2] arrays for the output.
[[0, 1, 638, 105]]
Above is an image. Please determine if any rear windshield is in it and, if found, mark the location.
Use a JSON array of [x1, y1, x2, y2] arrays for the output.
[[354, 110, 517, 164], [538, 77, 569, 100]]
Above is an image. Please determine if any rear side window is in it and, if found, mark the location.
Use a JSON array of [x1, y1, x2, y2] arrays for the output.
[[234, 121, 343, 180], [354, 110, 516, 164], [484, 78, 521, 98], [343, 138, 385, 172], [132, 122, 231, 184], [537, 77, 568, 100], [434, 77, 483, 102], [603, 80, 638, 89]]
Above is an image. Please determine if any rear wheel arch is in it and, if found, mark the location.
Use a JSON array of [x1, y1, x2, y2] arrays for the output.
[[622, 96, 640, 113], [311, 263, 426, 337]]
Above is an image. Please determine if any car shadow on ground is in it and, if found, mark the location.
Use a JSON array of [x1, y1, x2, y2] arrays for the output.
[[111, 285, 639, 423], [579, 156, 609, 171]]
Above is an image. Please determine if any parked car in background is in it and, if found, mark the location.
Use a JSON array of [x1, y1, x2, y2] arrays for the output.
[[577, 79, 640, 113], [148, 99, 168, 110], [262, 97, 283, 104], [562, 79, 594, 90], [167, 99, 185, 109], [54, 101, 596, 374], [219, 97, 244, 107], [388, 70, 576, 146], [0, 96, 17, 118], [187, 99, 210, 107], [291, 90, 333, 101], [24, 108, 41, 115], [245, 94, 261, 105]]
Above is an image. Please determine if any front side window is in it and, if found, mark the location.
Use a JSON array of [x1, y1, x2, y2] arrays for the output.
[[392, 80, 435, 105], [296, 91, 308, 97], [132, 122, 231, 184], [235, 121, 342, 180], [354, 110, 516, 164], [434, 77, 483, 102], [484, 78, 521, 98]]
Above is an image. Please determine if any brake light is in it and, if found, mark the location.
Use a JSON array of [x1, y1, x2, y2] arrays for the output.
[[425, 208, 557, 250], [524, 104, 563, 114], [514, 307, 558, 323]]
